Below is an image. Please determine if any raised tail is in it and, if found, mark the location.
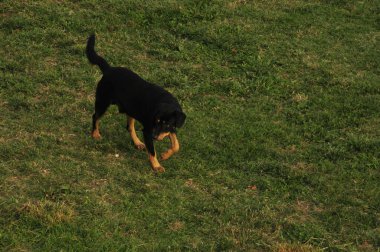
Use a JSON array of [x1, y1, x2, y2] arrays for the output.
[[86, 34, 110, 73]]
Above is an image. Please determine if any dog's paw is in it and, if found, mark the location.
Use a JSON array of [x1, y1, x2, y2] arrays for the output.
[[135, 142, 145, 150], [160, 151, 172, 161], [91, 131, 102, 140], [152, 165, 165, 173]]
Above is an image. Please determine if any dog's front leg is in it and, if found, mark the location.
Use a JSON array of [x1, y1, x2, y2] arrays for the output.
[[127, 116, 145, 150], [143, 130, 165, 173], [161, 133, 179, 161]]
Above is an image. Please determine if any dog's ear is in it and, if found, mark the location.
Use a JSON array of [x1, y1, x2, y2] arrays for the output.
[[174, 111, 186, 128]]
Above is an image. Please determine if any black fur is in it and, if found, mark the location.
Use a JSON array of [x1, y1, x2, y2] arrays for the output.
[[86, 34, 186, 157]]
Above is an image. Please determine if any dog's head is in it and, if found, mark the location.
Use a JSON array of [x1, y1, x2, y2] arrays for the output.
[[152, 103, 186, 141]]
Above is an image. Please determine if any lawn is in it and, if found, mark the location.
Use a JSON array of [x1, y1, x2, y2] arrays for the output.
[[0, 0, 379, 251]]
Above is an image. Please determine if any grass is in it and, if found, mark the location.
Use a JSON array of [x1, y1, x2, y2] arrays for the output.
[[0, 0, 379, 251]]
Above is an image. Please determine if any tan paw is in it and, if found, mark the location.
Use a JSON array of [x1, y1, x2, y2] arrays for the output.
[[135, 142, 145, 150], [91, 130, 102, 140], [152, 166, 165, 173], [160, 151, 172, 161]]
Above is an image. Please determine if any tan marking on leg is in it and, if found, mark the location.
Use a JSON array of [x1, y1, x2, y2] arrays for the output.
[[161, 133, 179, 160], [127, 116, 145, 150], [91, 119, 102, 140], [149, 152, 165, 173]]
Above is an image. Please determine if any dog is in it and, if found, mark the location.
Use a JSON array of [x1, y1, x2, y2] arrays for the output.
[[86, 34, 186, 173]]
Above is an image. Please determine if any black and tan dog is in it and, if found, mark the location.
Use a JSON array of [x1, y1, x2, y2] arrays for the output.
[[86, 34, 186, 173]]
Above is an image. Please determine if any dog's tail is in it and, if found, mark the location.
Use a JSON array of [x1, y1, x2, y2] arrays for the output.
[[86, 34, 110, 73]]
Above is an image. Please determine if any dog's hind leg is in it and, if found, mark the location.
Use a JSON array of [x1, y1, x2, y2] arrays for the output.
[[160, 133, 179, 160], [91, 98, 110, 140], [127, 116, 145, 150]]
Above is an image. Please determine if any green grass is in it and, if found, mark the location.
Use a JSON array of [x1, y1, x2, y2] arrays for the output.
[[0, 0, 379, 251]]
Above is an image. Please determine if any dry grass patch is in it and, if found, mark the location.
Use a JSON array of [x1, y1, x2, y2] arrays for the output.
[[19, 200, 76, 225], [277, 243, 318, 252], [292, 93, 308, 103], [169, 220, 184, 231]]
